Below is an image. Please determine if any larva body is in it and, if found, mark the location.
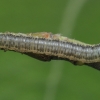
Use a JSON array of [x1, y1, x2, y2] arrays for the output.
[[0, 32, 99, 63]]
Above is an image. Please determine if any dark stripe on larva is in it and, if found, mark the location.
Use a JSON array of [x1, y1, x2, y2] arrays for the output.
[[0, 33, 100, 63]]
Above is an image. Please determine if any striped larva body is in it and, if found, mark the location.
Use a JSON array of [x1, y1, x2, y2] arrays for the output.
[[0, 32, 99, 64]]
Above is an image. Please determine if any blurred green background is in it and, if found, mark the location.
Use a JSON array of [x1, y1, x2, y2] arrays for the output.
[[0, 0, 100, 100]]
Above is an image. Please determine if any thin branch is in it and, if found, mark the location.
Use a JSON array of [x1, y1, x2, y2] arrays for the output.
[[0, 32, 99, 70]]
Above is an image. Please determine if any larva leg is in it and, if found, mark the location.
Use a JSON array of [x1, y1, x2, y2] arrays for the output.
[[24, 53, 52, 61]]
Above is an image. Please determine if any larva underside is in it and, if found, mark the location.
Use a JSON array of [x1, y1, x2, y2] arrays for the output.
[[0, 32, 100, 70]]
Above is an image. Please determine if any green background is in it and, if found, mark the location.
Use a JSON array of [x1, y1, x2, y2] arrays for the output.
[[0, 0, 100, 100]]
